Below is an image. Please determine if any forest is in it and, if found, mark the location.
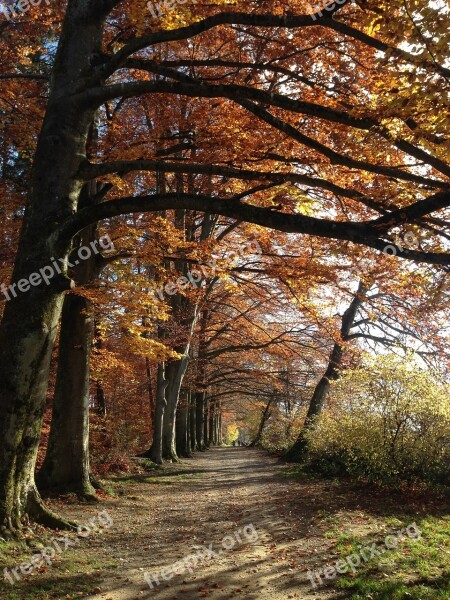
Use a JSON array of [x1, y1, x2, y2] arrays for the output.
[[0, 0, 449, 598]]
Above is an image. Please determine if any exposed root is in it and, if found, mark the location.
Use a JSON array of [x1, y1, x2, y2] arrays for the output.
[[0, 524, 19, 540], [27, 488, 77, 531], [78, 490, 99, 503], [89, 473, 104, 490]]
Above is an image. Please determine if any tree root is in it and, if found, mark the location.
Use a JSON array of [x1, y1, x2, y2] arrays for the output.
[[27, 488, 78, 531], [283, 442, 309, 463], [89, 473, 104, 490]]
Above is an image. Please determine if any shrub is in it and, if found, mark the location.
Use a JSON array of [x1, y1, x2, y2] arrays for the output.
[[305, 354, 450, 485]]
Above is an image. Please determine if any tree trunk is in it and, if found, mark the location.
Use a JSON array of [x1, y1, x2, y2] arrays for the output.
[[195, 391, 206, 450], [189, 392, 197, 452], [250, 396, 273, 447], [0, 3, 105, 532], [285, 282, 366, 463], [143, 363, 167, 465], [176, 390, 192, 458], [37, 182, 104, 500], [214, 408, 222, 445], [36, 293, 97, 500], [208, 399, 215, 446], [162, 355, 190, 461], [96, 380, 107, 417], [203, 395, 209, 449]]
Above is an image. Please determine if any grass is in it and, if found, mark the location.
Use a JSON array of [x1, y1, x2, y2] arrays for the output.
[[328, 514, 450, 599], [0, 538, 119, 599], [280, 465, 450, 598]]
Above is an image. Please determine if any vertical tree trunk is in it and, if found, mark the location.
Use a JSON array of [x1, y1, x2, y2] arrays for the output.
[[144, 363, 167, 465], [190, 392, 197, 452], [208, 398, 215, 446], [0, 2, 106, 532], [37, 182, 105, 500], [36, 293, 97, 500], [195, 391, 206, 450], [214, 408, 222, 446], [176, 390, 192, 458], [162, 354, 190, 461], [203, 395, 209, 449]]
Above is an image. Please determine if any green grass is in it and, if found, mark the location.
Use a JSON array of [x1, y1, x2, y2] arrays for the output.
[[0, 538, 118, 599], [329, 515, 450, 599]]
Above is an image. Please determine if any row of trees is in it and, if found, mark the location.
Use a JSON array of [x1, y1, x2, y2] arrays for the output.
[[0, 0, 449, 534]]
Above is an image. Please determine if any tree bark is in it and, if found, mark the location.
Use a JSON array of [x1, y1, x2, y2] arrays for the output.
[[162, 354, 190, 461], [189, 392, 197, 452], [150, 363, 169, 465], [36, 293, 97, 500], [203, 395, 209, 449], [195, 391, 206, 450], [208, 399, 215, 446], [0, 2, 106, 532], [176, 390, 192, 458], [37, 182, 105, 500]]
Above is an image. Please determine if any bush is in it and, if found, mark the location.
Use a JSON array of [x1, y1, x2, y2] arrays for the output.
[[260, 408, 303, 453], [305, 354, 450, 485]]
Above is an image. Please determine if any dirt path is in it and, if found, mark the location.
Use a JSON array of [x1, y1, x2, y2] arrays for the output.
[[56, 447, 343, 600], [3, 446, 447, 600]]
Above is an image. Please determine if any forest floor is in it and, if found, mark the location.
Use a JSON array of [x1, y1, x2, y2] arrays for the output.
[[1, 447, 449, 600]]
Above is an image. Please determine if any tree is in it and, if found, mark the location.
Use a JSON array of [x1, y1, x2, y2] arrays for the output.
[[0, 0, 449, 534]]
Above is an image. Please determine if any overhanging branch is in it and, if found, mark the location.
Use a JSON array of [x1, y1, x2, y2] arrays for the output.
[[54, 192, 450, 266]]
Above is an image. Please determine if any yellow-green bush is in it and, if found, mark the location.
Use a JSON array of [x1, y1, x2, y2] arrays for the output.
[[305, 354, 450, 485]]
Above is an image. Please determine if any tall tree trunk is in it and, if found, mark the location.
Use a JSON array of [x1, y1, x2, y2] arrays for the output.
[[195, 391, 206, 450], [285, 282, 366, 463], [142, 363, 167, 465], [96, 380, 107, 417], [214, 404, 222, 445], [208, 398, 215, 446], [176, 390, 192, 458], [36, 293, 97, 500], [189, 392, 197, 453], [161, 354, 190, 461], [0, 3, 105, 533], [203, 395, 209, 449], [37, 182, 105, 500]]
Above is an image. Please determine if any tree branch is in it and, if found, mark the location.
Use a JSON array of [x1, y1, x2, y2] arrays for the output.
[[78, 158, 382, 210], [54, 192, 450, 265]]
